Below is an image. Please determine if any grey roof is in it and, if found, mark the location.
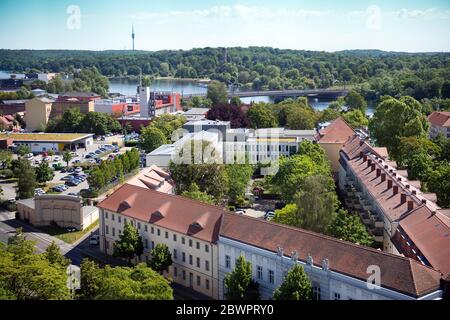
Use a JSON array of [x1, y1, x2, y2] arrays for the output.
[[183, 108, 210, 115], [60, 91, 100, 98], [17, 198, 35, 209]]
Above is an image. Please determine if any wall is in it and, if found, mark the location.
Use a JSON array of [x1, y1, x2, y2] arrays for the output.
[[99, 208, 219, 299], [24, 98, 52, 131], [318, 142, 344, 173]]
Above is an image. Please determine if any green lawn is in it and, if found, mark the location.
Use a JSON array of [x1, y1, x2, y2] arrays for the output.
[[38, 220, 99, 244]]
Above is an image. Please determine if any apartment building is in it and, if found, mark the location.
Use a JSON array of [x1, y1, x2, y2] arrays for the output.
[[338, 134, 450, 276], [218, 213, 443, 300], [428, 111, 450, 139], [24, 97, 53, 131], [97, 184, 223, 299]]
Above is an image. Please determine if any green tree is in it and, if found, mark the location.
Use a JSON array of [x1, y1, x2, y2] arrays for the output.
[[17, 145, 31, 157], [140, 126, 167, 153], [344, 90, 367, 112], [224, 255, 260, 300], [14, 158, 36, 199], [148, 243, 173, 274], [225, 162, 253, 202], [247, 103, 278, 129], [328, 209, 374, 246], [427, 163, 450, 207], [207, 80, 228, 106], [0, 150, 13, 170], [79, 259, 103, 300], [369, 96, 429, 160], [181, 183, 215, 204], [230, 96, 242, 106], [35, 160, 54, 183], [273, 264, 312, 300], [271, 155, 332, 202], [150, 114, 186, 140], [113, 222, 144, 265], [342, 109, 369, 129], [273, 175, 338, 234], [44, 241, 70, 268], [87, 167, 106, 191], [63, 151, 72, 168], [97, 263, 173, 300]]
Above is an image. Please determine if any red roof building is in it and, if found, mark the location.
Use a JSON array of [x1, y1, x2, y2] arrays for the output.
[[428, 111, 450, 139]]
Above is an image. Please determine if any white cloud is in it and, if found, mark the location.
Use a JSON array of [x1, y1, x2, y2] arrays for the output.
[[130, 5, 328, 21], [366, 5, 382, 31], [395, 8, 450, 19]]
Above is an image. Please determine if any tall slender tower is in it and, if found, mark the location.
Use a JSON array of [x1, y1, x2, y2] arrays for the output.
[[132, 25, 135, 51]]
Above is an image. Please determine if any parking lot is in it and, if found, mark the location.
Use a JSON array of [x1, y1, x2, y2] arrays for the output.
[[14, 134, 130, 197]]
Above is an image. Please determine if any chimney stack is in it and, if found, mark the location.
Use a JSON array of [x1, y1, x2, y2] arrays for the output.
[[376, 168, 381, 177], [387, 180, 393, 189], [378, 159, 382, 164], [393, 185, 399, 195], [401, 193, 407, 204], [421, 199, 427, 205], [412, 190, 416, 195], [406, 184, 410, 189], [407, 201, 414, 211], [381, 173, 386, 182], [384, 165, 389, 169], [371, 163, 376, 171], [397, 177, 402, 182]]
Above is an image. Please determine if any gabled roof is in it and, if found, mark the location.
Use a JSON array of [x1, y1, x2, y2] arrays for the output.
[[220, 213, 442, 298], [126, 165, 174, 193], [97, 184, 224, 243], [428, 111, 450, 128], [318, 117, 355, 144], [397, 205, 450, 275]]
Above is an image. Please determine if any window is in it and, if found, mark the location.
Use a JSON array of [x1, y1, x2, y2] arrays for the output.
[[205, 245, 209, 253], [268, 270, 274, 284], [196, 242, 200, 249], [313, 284, 321, 300], [151, 227, 154, 234], [165, 231, 168, 239], [196, 257, 200, 268], [189, 255, 193, 265], [182, 252, 186, 262], [206, 279, 210, 290], [151, 241, 155, 249], [112, 227, 115, 237], [105, 212, 109, 219], [334, 292, 341, 300], [105, 225, 109, 235], [225, 255, 231, 269], [111, 213, 115, 221], [118, 216, 121, 223], [173, 234, 177, 242], [189, 239, 193, 247], [118, 229, 121, 235], [144, 239, 148, 249], [257, 266, 263, 280], [205, 260, 209, 271], [173, 249, 177, 260], [157, 229, 160, 236], [144, 225, 148, 232], [182, 270, 186, 280], [137, 222, 141, 229], [124, 218, 127, 224], [197, 276, 201, 286], [182, 237, 185, 245], [174, 267, 178, 278]]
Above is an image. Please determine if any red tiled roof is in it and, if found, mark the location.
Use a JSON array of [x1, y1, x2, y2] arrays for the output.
[[126, 165, 174, 193], [428, 111, 450, 128], [318, 117, 355, 144], [220, 213, 442, 297], [398, 205, 450, 275], [97, 184, 224, 243]]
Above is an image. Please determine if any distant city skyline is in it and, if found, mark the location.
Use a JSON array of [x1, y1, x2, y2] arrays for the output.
[[0, 0, 449, 52]]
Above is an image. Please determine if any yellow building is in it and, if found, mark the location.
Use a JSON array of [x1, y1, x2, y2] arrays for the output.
[[317, 117, 355, 174], [24, 97, 53, 131]]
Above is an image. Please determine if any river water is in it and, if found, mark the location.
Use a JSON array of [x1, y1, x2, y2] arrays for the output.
[[1, 71, 373, 114]]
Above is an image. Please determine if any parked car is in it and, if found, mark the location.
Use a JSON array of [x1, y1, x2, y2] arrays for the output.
[[53, 156, 60, 161], [61, 175, 75, 181], [68, 192, 78, 196], [66, 227, 77, 232], [52, 186, 64, 192], [234, 208, 246, 214], [67, 167, 75, 173], [89, 234, 100, 245], [70, 152, 78, 157], [94, 149, 102, 155], [74, 167, 83, 173], [73, 159, 81, 164], [65, 179, 80, 186]]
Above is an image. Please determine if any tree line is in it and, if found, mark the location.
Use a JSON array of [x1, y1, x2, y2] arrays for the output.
[[1, 48, 448, 100]]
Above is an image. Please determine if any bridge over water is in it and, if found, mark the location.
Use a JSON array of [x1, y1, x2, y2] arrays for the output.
[[182, 88, 349, 100]]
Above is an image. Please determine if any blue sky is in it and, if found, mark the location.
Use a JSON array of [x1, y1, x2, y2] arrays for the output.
[[0, 0, 449, 52]]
